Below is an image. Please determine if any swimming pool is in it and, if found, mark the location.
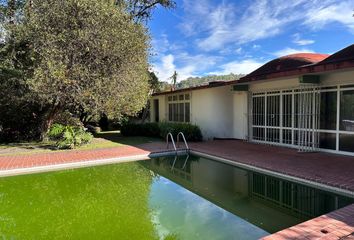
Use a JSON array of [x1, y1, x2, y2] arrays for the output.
[[0, 154, 352, 239]]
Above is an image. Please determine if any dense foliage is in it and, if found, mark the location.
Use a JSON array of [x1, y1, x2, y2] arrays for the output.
[[48, 124, 93, 149], [121, 122, 203, 141], [0, 0, 175, 142]]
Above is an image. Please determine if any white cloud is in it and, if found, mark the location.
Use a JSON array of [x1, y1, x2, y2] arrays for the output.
[[208, 59, 265, 75], [180, 0, 354, 51], [273, 47, 314, 57], [304, 1, 354, 33], [152, 53, 220, 82], [153, 54, 177, 82], [292, 33, 315, 46]]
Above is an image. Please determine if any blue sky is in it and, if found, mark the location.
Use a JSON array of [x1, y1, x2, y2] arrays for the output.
[[148, 0, 354, 82]]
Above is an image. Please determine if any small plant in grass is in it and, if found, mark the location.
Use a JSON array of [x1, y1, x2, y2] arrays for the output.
[[48, 124, 93, 149]]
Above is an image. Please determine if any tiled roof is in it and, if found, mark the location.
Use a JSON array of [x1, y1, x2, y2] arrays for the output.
[[317, 44, 354, 64], [239, 53, 329, 82]]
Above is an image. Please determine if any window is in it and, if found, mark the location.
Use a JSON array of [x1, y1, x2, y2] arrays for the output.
[[339, 134, 354, 152], [340, 90, 354, 132], [319, 133, 336, 150], [167, 94, 190, 123], [320, 91, 337, 130], [266, 95, 280, 127], [185, 103, 190, 122], [250, 85, 354, 154], [282, 94, 292, 128]]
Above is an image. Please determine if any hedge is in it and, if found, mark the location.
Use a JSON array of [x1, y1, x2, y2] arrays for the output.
[[121, 122, 202, 141]]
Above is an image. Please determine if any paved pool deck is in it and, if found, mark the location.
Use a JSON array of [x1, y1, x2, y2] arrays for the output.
[[0, 139, 353, 239]]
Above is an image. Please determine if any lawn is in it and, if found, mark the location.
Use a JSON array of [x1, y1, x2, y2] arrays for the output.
[[0, 131, 161, 157]]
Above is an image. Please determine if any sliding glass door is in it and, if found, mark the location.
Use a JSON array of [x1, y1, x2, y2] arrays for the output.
[[250, 84, 354, 155]]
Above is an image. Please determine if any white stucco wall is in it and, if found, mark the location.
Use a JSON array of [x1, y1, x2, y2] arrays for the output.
[[233, 91, 248, 140], [249, 77, 299, 92], [151, 85, 237, 140], [191, 85, 234, 140], [320, 69, 354, 86], [150, 95, 166, 123]]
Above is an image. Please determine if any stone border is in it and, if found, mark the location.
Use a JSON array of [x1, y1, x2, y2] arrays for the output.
[[0, 154, 150, 178]]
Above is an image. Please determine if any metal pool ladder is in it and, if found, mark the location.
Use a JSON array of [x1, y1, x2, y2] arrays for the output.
[[176, 132, 189, 151], [166, 132, 177, 152], [166, 132, 189, 153]]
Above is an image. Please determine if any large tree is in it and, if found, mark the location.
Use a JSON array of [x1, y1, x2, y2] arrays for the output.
[[3, 0, 151, 138], [1, 0, 176, 141]]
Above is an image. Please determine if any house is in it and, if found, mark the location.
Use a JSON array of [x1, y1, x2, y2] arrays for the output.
[[150, 44, 354, 156]]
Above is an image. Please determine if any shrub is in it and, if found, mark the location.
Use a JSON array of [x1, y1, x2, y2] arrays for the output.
[[121, 122, 202, 141], [121, 122, 159, 137], [48, 124, 93, 149], [141, 123, 160, 137], [121, 123, 142, 137], [158, 122, 202, 141]]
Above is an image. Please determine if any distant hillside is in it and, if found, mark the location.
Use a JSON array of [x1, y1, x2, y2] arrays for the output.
[[176, 73, 245, 89], [158, 73, 245, 92]]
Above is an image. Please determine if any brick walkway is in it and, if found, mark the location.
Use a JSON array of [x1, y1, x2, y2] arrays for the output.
[[0, 145, 150, 171], [262, 204, 354, 240]]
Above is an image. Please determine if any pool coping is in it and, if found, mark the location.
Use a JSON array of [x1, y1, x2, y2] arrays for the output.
[[0, 150, 188, 178], [0, 154, 151, 178]]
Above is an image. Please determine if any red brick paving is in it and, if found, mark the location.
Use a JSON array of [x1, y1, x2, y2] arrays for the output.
[[261, 204, 354, 240], [0, 145, 150, 171]]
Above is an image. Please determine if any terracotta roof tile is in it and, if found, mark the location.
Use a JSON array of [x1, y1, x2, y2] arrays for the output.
[[240, 53, 329, 82]]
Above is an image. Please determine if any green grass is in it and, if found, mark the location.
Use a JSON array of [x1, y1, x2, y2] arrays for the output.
[[0, 131, 161, 157]]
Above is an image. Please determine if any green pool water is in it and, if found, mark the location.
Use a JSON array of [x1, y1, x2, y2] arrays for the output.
[[0, 155, 352, 240]]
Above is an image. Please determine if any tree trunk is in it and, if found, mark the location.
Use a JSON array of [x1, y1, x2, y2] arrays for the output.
[[39, 105, 60, 141], [141, 100, 150, 123]]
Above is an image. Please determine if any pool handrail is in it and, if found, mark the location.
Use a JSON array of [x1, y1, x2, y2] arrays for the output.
[[177, 132, 189, 150], [166, 132, 177, 152]]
